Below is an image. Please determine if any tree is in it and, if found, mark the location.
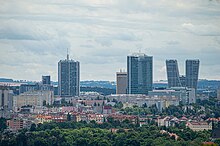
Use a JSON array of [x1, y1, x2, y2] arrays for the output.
[[67, 113, 71, 121], [30, 123, 36, 131], [0, 118, 7, 132]]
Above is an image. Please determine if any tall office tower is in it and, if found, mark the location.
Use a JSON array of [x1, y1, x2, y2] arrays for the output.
[[0, 86, 13, 110], [42, 75, 51, 85], [58, 53, 80, 97], [116, 70, 127, 94], [185, 60, 200, 89], [127, 53, 153, 95], [166, 60, 182, 88]]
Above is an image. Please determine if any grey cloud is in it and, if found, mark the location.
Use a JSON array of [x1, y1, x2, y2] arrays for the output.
[[0, 0, 220, 81], [182, 23, 220, 36]]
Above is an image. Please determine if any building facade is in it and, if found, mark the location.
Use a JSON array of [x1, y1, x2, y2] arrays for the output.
[[0, 86, 13, 110], [58, 54, 80, 97], [165, 59, 200, 90], [186, 121, 212, 131], [42, 75, 51, 85], [127, 53, 153, 95], [13, 90, 54, 110], [217, 89, 220, 100], [116, 71, 127, 94], [166, 60, 182, 88], [185, 59, 200, 89]]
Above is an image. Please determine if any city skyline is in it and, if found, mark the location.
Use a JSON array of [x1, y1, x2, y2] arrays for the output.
[[0, 1, 220, 81]]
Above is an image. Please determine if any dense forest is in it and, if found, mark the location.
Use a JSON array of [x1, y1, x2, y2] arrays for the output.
[[0, 119, 213, 146]]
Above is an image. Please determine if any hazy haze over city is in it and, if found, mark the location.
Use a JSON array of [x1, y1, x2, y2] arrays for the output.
[[0, 0, 220, 81]]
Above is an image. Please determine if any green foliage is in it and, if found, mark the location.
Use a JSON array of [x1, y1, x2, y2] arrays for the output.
[[0, 120, 211, 146], [30, 123, 36, 131], [0, 117, 7, 132]]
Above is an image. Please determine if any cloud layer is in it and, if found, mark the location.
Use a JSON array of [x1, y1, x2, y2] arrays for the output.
[[0, 0, 220, 81]]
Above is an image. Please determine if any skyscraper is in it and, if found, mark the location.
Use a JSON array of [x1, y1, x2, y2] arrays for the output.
[[127, 53, 153, 95], [166, 60, 182, 88], [185, 59, 200, 89], [58, 53, 80, 97], [116, 71, 127, 94], [42, 75, 51, 85]]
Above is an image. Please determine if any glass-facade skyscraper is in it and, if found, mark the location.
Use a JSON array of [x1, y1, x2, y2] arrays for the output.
[[58, 54, 80, 97], [127, 53, 153, 95], [166, 59, 200, 90], [186, 59, 200, 89], [166, 60, 182, 88]]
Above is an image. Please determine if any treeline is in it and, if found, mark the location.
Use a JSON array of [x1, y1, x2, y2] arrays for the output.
[[0, 119, 212, 146], [80, 86, 116, 95]]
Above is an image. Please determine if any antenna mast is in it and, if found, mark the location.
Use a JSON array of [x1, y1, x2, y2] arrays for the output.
[[67, 48, 69, 60]]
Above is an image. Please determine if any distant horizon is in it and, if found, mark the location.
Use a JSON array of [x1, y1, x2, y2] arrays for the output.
[[1, 76, 220, 83]]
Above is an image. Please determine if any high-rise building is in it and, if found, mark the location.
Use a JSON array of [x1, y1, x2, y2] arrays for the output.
[[116, 71, 127, 94], [185, 60, 200, 89], [217, 88, 220, 100], [58, 53, 80, 97], [0, 86, 13, 110], [166, 60, 182, 88], [127, 53, 153, 95], [42, 75, 51, 85]]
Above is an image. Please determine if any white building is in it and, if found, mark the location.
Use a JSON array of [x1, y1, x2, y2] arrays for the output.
[[149, 87, 196, 105], [13, 90, 54, 111], [107, 94, 179, 112]]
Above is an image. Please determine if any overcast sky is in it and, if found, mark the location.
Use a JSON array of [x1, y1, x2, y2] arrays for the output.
[[0, 0, 220, 81]]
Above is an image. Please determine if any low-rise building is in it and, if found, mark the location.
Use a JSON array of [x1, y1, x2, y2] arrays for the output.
[[87, 114, 104, 124], [186, 121, 212, 131], [103, 106, 112, 114], [157, 116, 179, 127], [35, 115, 52, 124], [108, 114, 138, 124], [107, 94, 179, 112]]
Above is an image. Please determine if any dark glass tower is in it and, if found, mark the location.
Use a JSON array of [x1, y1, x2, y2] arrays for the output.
[[127, 53, 153, 95], [166, 60, 182, 88], [58, 54, 80, 97], [185, 59, 200, 89]]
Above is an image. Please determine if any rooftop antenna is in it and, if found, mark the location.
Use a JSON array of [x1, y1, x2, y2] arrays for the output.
[[67, 48, 69, 60]]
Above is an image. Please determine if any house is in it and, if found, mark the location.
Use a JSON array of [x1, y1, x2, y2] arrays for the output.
[[35, 115, 52, 124], [103, 106, 112, 114], [108, 114, 138, 124], [87, 114, 104, 124], [157, 116, 179, 127], [186, 121, 212, 131]]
